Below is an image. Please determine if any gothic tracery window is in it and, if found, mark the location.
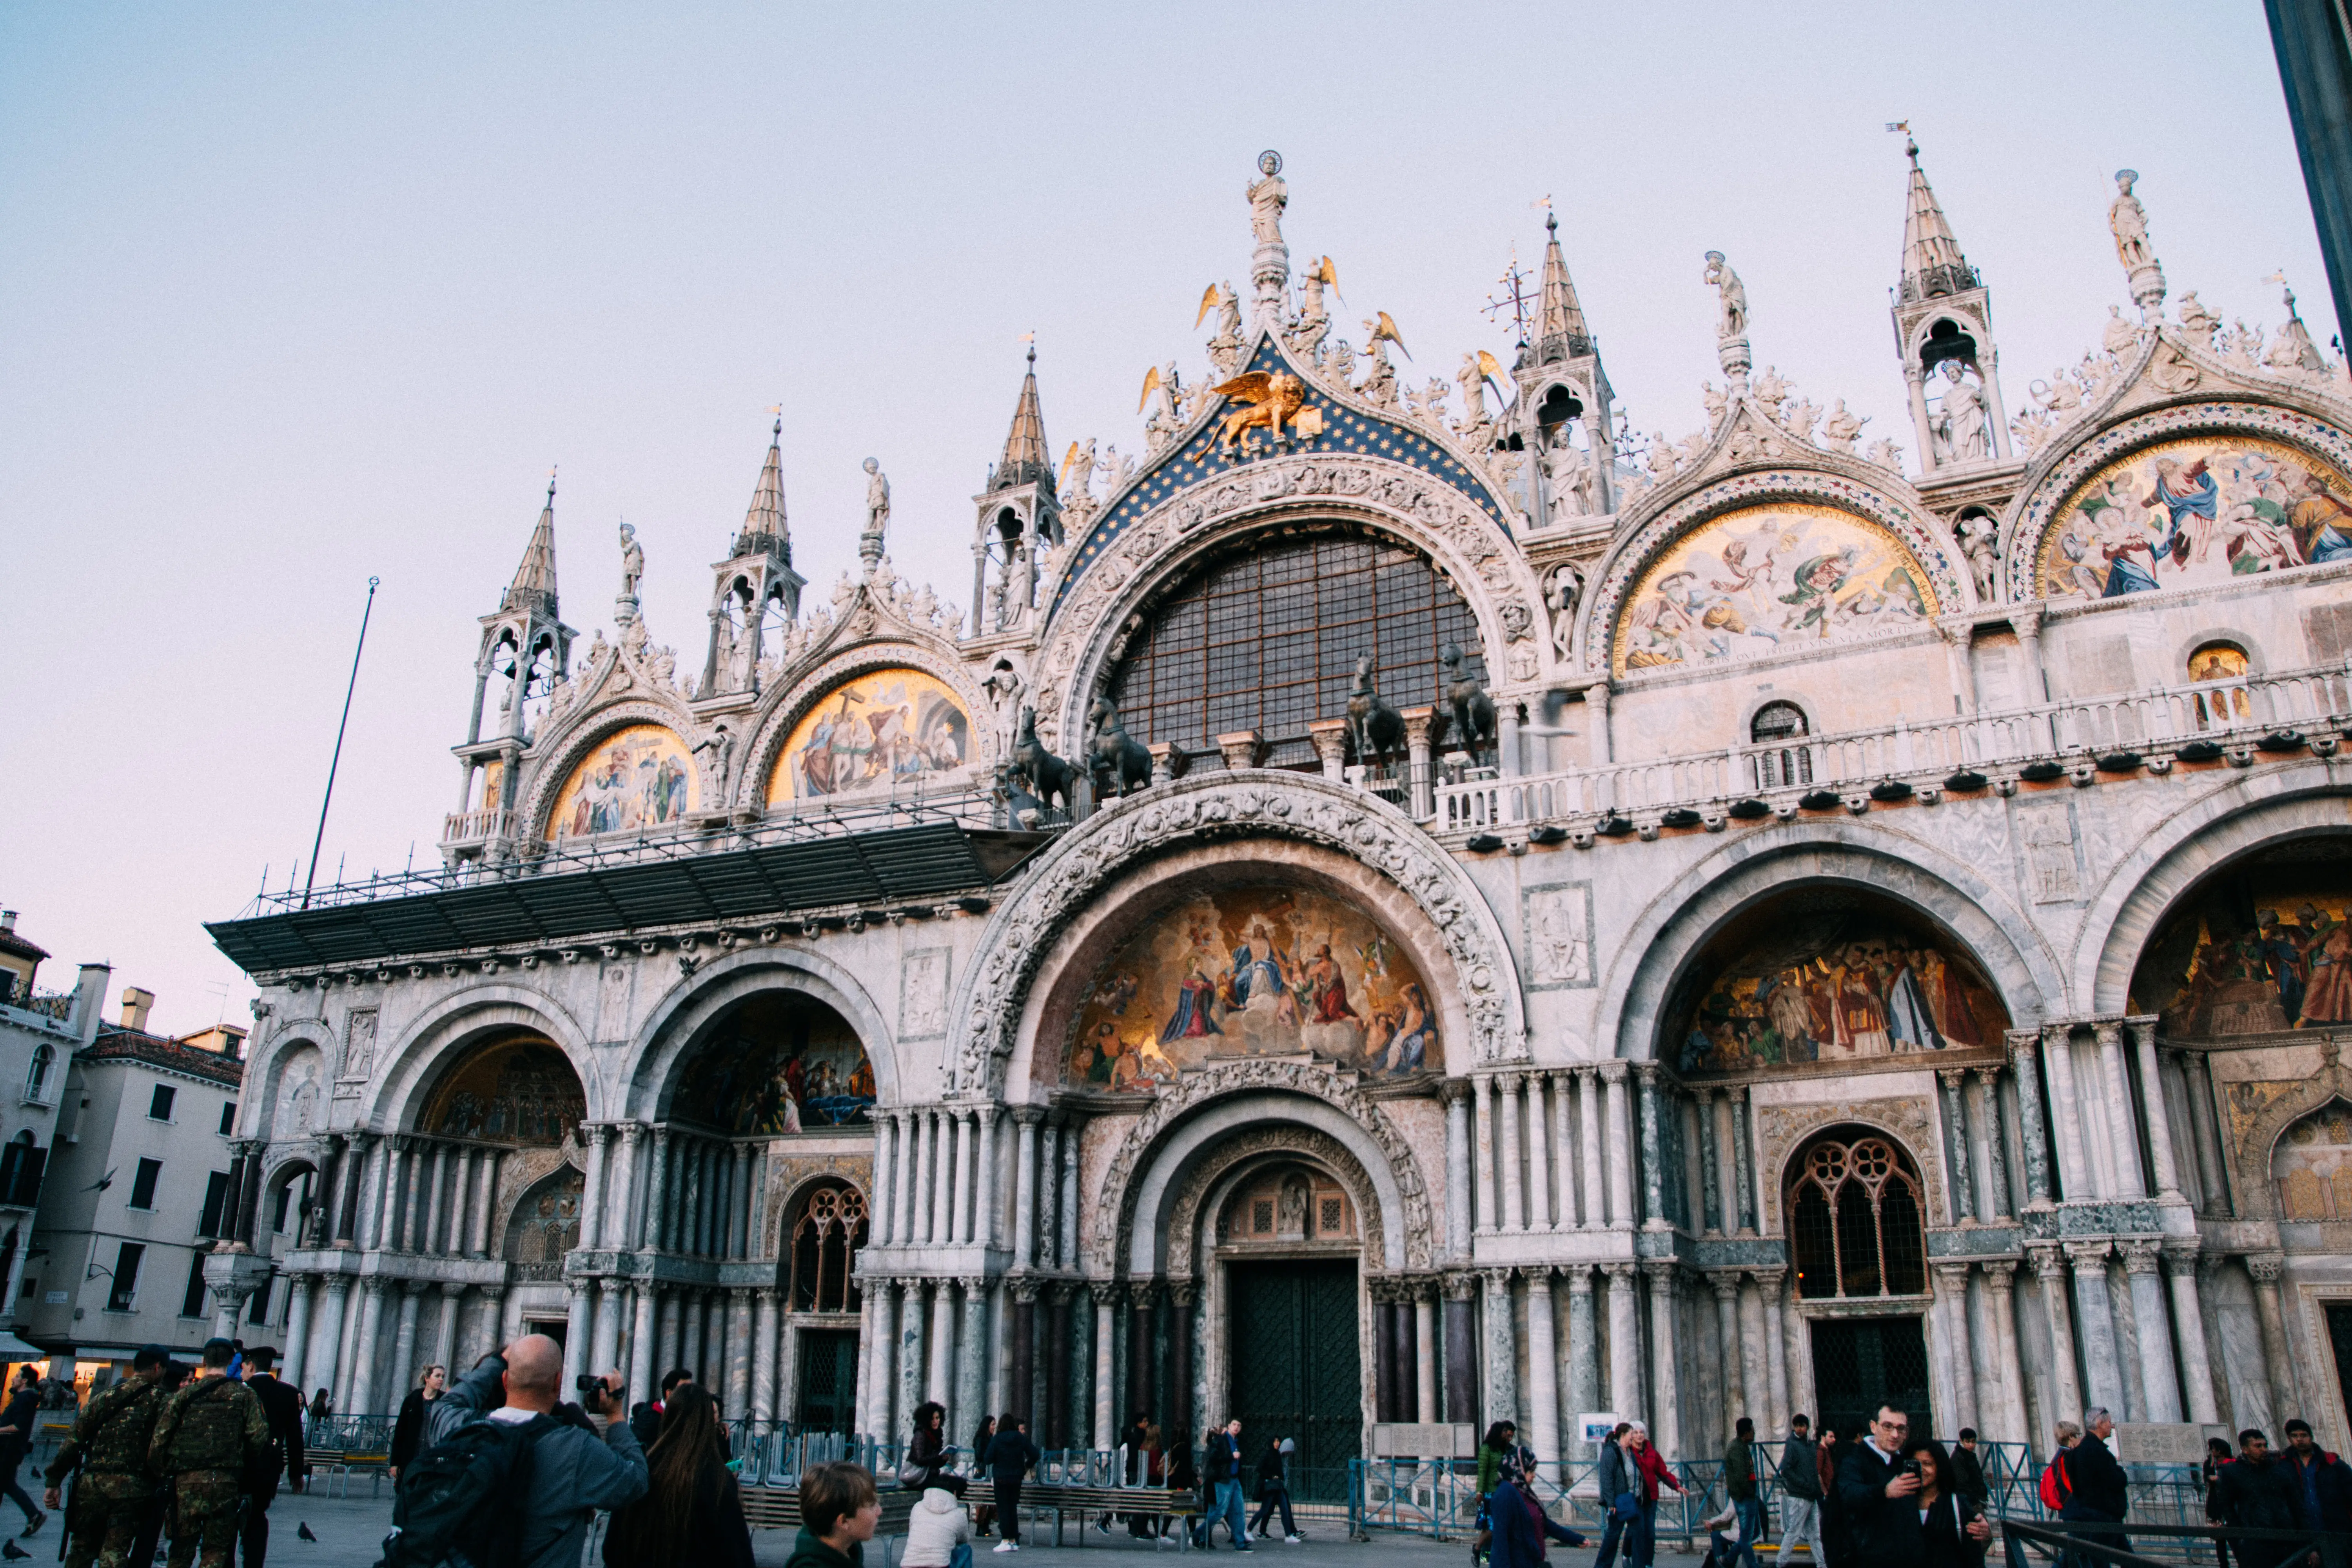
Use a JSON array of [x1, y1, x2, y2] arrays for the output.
[[787, 1182, 868, 1314], [1789, 1134, 1926, 1299]]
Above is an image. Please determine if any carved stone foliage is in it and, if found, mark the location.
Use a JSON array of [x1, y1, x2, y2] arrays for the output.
[[946, 773, 1527, 1092], [1751, 1094, 1947, 1235], [1027, 454, 1546, 740], [2002, 399, 2352, 599], [1087, 1054, 1437, 1273], [1583, 469, 1970, 681], [1158, 1123, 1391, 1280]]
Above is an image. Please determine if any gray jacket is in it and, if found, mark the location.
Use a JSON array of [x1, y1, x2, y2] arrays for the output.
[[1597, 1442, 1633, 1508], [426, 1358, 649, 1568]]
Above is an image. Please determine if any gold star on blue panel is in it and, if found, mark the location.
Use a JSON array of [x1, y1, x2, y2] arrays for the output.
[[1045, 338, 1511, 618]]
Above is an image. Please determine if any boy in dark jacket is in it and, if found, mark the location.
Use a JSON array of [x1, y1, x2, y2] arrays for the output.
[[1777, 1416, 1823, 1566], [2282, 1420, 2352, 1532], [787, 1461, 881, 1568]]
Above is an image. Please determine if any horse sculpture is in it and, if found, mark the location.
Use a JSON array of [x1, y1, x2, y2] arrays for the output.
[[1011, 706, 1080, 817], [1440, 642, 1497, 754], [1345, 655, 1406, 768], [1087, 697, 1153, 799], [993, 762, 1045, 828]]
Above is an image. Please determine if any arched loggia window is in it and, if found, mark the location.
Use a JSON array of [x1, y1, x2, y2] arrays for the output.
[[787, 1183, 868, 1314], [1749, 701, 1813, 789], [1789, 1134, 1926, 1299]]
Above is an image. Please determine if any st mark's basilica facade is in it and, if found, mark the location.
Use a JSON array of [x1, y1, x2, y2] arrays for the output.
[[205, 146, 2352, 1479]]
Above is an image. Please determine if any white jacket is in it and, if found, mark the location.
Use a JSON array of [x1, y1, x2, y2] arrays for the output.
[[903, 1487, 974, 1568]]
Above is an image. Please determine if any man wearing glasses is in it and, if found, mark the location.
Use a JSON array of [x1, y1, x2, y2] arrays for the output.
[[1832, 1406, 1916, 1564]]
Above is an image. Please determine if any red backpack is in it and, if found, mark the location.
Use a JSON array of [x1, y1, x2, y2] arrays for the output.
[[2038, 1452, 2070, 1513]]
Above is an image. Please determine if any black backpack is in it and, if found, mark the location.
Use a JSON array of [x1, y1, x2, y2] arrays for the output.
[[378, 1414, 552, 1568]]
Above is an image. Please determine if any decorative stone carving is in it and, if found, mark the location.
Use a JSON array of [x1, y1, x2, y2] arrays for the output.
[[1089, 1054, 1437, 1273], [1750, 1094, 1947, 1234], [1157, 1122, 1397, 1278], [947, 778, 1524, 1089]]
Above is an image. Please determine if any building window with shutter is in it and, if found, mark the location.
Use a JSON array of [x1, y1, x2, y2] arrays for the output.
[[148, 1085, 176, 1123], [217, 1102, 236, 1136], [128, 1158, 162, 1211], [106, 1243, 142, 1312], [0, 1134, 43, 1209], [198, 1172, 231, 1239], [179, 1253, 208, 1319], [22, 1047, 52, 1106]]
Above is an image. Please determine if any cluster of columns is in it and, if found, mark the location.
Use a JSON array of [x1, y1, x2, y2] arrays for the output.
[[1457, 1262, 1660, 1473], [597, 1123, 770, 1260], [2023, 1240, 2221, 1434], [565, 1278, 791, 1421], [273, 1272, 506, 1418], [865, 1102, 1012, 1250], [1459, 1066, 1638, 1240], [296, 1131, 506, 1256]]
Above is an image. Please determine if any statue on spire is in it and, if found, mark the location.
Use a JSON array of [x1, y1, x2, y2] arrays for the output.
[[1248, 150, 1288, 245], [859, 457, 890, 575], [2108, 170, 2153, 271], [618, 521, 644, 602], [1703, 251, 1748, 342]]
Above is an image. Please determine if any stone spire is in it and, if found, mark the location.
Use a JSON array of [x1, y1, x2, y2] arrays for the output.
[[1535, 211, 1592, 354], [503, 474, 560, 617], [738, 415, 788, 550], [1897, 133, 1978, 303], [991, 344, 1053, 494]]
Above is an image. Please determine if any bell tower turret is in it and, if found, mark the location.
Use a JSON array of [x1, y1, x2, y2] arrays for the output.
[[971, 346, 1060, 635], [1890, 130, 2014, 475], [452, 476, 576, 853], [699, 418, 805, 699], [1508, 211, 1617, 523]]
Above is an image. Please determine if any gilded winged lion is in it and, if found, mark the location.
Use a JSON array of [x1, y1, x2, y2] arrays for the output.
[[1212, 369, 1306, 452]]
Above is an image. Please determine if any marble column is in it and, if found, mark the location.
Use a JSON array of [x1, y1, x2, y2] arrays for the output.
[[1550, 1072, 1577, 1235], [2121, 1242, 2181, 1421], [1604, 1264, 1639, 1425], [433, 1282, 463, 1383], [1980, 1263, 2028, 1444], [388, 1282, 424, 1415], [2041, 1026, 2091, 1201], [1167, 1283, 1194, 1440], [563, 1279, 592, 1388], [753, 1288, 781, 1423], [898, 1283, 927, 1440], [1932, 1263, 1978, 1437], [953, 1110, 977, 1246], [1699, 1091, 1725, 1236], [2067, 1243, 2125, 1413], [1443, 1082, 1473, 1258], [1415, 1283, 1439, 1424], [1579, 1069, 1605, 1231], [2008, 1031, 2054, 1208], [1974, 1069, 2012, 1219], [1499, 1073, 1526, 1231], [1012, 1110, 1041, 1268], [1090, 1283, 1118, 1450], [1712, 1276, 1746, 1420], [1526, 1076, 1553, 1231], [733, 1144, 756, 1259], [350, 1280, 388, 1414], [313, 1276, 350, 1403], [2183, 1053, 2231, 1216], [1472, 1076, 1497, 1233], [471, 1149, 499, 1257], [1443, 1273, 1477, 1425], [1058, 1122, 1082, 1272], [631, 1280, 659, 1408], [932, 1111, 956, 1250], [1642, 1263, 1679, 1455], [1635, 1067, 1665, 1227], [870, 1115, 895, 1247], [1604, 1066, 1634, 1229], [1525, 1269, 1561, 1479], [2162, 1245, 2220, 1423], [1730, 1089, 1756, 1234], [474, 1285, 507, 1365], [1939, 1071, 1978, 1225], [893, 1112, 918, 1245], [2092, 1023, 2145, 1199], [2248, 1255, 2299, 1433], [725, 1289, 753, 1419], [974, 1110, 1000, 1249], [595, 1277, 626, 1379], [612, 1125, 643, 1250], [1043, 1285, 1072, 1448], [282, 1275, 316, 1395], [1566, 1270, 1600, 1438], [857, 1286, 889, 1439], [583, 1126, 613, 1248], [2127, 1018, 2186, 1204], [1756, 1269, 1790, 1437], [1482, 1270, 1518, 1426], [957, 1278, 988, 1447]]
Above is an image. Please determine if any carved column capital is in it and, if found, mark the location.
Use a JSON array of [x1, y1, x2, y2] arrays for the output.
[[440, 1280, 466, 1300], [1563, 1266, 1595, 1297], [1438, 1078, 1472, 1107], [1710, 1273, 1741, 1303], [2064, 1240, 2113, 1267], [1601, 1261, 1637, 1285], [1931, 1260, 1974, 1288], [1978, 1259, 2018, 1286], [1011, 1279, 1041, 1305], [2246, 1253, 2287, 1285], [1747, 1265, 1787, 1292], [1598, 1060, 1629, 1085], [1129, 1280, 1158, 1310], [2025, 1243, 2067, 1284], [2121, 1240, 2164, 1275], [1938, 1067, 1969, 1094], [1442, 1269, 1479, 1301], [401, 1278, 431, 1298], [1639, 1259, 1678, 1287], [2160, 1240, 2202, 1277], [2004, 1027, 2040, 1063], [1013, 1105, 1045, 1127], [619, 1122, 645, 1147], [1089, 1281, 1120, 1307]]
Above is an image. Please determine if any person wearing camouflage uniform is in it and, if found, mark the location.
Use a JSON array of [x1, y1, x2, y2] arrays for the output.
[[145, 1340, 266, 1568], [40, 1346, 169, 1568]]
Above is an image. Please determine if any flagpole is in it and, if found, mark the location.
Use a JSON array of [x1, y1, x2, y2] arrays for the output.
[[302, 577, 381, 909]]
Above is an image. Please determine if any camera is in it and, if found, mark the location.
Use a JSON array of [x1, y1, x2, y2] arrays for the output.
[[575, 1374, 612, 1415]]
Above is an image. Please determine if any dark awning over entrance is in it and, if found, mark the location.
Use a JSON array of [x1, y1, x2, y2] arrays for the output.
[[207, 823, 1044, 975]]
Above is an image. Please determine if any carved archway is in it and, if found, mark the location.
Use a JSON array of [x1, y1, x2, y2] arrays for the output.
[[2225, 1044, 2352, 1222], [1162, 1125, 1387, 1281], [1755, 1107, 1951, 1235], [947, 772, 1527, 1093]]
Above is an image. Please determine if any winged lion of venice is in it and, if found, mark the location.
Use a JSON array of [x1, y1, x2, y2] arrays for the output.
[[1212, 369, 1307, 452]]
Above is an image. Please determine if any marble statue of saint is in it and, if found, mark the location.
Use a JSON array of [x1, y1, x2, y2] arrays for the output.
[[1704, 251, 1748, 341], [1247, 150, 1287, 245], [619, 521, 644, 599], [1820, 399, 1868, 454], [1935, 363, 1990, 464], [2109, 170, 2153, 271], [862, 457, 890, 538], [1544, 562, 1583, 661]]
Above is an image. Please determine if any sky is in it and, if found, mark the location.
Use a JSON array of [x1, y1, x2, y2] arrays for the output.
[[0, 2, 2331, 1038]]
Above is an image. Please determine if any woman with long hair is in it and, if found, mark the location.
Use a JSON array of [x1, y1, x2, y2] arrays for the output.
[[971, 1416, 998, 1538], [1893, 1437, 1992, 1568], [907, 1400, 966, 1496], [389, 1364, 445, 1482], [604, 1383, 753, 1568]]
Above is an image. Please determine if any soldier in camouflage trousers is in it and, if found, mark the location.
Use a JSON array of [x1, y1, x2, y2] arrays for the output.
[[145, 1340, 267, 1568], [41, 1346, 170, 1568]]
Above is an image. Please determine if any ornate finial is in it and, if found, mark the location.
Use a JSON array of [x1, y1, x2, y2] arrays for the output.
[[769, 404, 782, 440], [1887, 120, 1916, 160], [547, 466, 557, 503]]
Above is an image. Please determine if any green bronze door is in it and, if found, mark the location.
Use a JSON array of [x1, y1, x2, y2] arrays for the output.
[[794, 1327, 860, 1436], [1229, 1260, 1361, 1502]]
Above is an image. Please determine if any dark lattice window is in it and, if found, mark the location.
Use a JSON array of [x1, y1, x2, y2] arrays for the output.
[[1789, 1134, 1926, 1300], [787, 1182, 868, 1314], [1106, 535, 1481, 768], [1750, 701, 1814, 789]]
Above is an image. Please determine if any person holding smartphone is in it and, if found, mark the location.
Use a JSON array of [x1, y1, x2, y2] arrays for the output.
[[1886, 1439, 1991, 1568]]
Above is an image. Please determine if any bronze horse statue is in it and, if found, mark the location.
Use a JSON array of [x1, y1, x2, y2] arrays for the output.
[[1345, 655, 1405, 768], [1011, 706, 1079, 815], [1087, 697, 1153, 798], [1441, 642, 1496, 754]]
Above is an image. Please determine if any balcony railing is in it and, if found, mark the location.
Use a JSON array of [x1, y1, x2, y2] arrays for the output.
[[1433, 657, 2352, 838]]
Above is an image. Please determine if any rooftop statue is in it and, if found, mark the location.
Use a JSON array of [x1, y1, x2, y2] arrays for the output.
[[618, 521, 644, 601], [1704, 251, 1748, 341], [1248, 149, 1287, 246], [2109, 169, 2153, 272], [862, 457, 891, 539]]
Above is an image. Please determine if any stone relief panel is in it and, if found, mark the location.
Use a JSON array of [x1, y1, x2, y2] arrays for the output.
[[2015, 799, 2084, 905], [276, 1044, 327, 1138], [1521, 882, 1595, 991], [340, 1009, 377, 1082], [898, 948, 950, 1042]]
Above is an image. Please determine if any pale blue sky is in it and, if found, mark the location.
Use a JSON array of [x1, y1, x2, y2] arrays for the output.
[[0, 2, 2325, 1035]]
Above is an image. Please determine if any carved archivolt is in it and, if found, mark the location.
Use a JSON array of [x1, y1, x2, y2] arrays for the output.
[[737, 638, 997, 809], [2000, 399, 2352, 599], [946, 773, 1527, 1090], [1158, 1125, 1387, 1281], [1751, 1096, 1947, 1235], [1089, 1056, 1437, 1273], [1028, 454, 1551, 739], [1583, 470, 1971, 673]]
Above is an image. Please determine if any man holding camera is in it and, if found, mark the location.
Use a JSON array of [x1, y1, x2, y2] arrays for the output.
[[425, 1335, 648, 1568]]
